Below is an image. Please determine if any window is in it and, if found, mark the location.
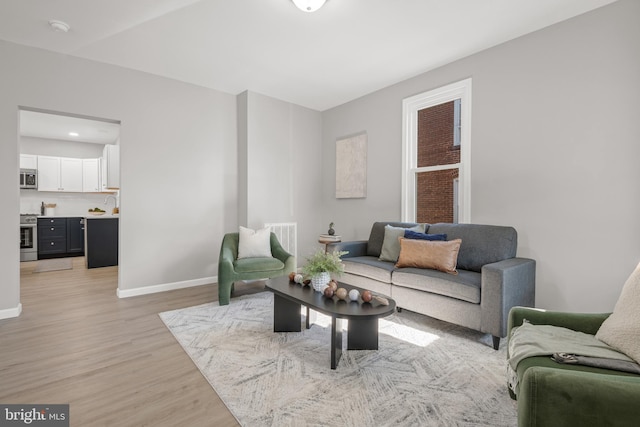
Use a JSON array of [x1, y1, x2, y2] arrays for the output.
[[453, 98, 461, 147], [402, 79, 471, 223]]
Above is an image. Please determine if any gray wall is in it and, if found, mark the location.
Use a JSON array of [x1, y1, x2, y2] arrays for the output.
[[238, 91, 324, 262], [3, 0, 638, 317], [0, 40, 237, 313], [1, 44, 324, 317], [321, 0, 640, 312]]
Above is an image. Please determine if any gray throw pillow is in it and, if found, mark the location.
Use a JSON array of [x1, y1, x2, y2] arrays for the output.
[[379, 224, 425, 262]]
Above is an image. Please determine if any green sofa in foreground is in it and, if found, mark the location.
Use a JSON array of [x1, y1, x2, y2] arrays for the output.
[[217, 232, 295, 305], [507, 307, 640, 427]]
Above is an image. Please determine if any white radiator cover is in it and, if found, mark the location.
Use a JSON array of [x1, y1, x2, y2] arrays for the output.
[[264, 222, 297, 269]]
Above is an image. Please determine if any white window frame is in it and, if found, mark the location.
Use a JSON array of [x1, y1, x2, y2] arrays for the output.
[[401, 78, 472, 223], [453, 177, 459, 223], [453, 98, 461, 147]]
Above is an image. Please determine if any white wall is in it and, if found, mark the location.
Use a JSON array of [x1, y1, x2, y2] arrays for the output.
[[0, 40, 237, 314], [321, 0, 640, 312], [238, 91, 324, 262]]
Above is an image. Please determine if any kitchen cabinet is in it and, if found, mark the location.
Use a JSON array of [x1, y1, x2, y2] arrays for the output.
[[19, 154, 38, 169], [85, 217, 118, 268], [60, 158, 83, 191], [67, 217, 85, 254], [38, 218, 67, 257], [101, 144, 119, 190], [37, 217, 85, 259], [82, 158, 101, 192], [37, 156, 61, 191], [37, 156, 83, 192]]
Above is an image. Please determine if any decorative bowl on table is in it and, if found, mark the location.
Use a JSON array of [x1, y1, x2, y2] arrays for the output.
[[88, 211, 106, 216]]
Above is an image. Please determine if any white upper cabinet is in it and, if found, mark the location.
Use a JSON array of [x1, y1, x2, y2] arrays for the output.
[[102, 144, 120, 190], [37, 156, 83, 192], [60, 158, 83, 192], [19, 154, 38, 169], [37, 156, 62, 191], [82, 158, 101, 192]]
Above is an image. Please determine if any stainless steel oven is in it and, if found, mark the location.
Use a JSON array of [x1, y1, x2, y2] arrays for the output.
[[20, 214, 38, 262]]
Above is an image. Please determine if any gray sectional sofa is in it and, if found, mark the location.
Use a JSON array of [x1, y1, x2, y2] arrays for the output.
[[327, 222, 536, 349]]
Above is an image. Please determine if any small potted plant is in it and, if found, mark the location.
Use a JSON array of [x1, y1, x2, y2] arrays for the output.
[[302, 249, 348, 292]]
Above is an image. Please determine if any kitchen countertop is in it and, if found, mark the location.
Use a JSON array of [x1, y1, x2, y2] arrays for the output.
[[85, 214, 119, 219], [38, 214, 119, 219]]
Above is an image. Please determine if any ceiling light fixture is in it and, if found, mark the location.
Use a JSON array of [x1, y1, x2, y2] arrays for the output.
[[292, 0, 326, 13], [48, 20, 70, 33], [69, 132, 79, 137]]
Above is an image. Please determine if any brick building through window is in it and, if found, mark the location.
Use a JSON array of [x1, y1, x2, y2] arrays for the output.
[[416, 100, 460, 223], [402, 78, 470, 224]]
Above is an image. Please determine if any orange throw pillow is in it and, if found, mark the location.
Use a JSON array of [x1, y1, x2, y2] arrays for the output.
[[395, 238, 462, 275]]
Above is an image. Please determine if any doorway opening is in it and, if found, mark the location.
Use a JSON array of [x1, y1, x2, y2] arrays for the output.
[[18, 107, 121, 287]]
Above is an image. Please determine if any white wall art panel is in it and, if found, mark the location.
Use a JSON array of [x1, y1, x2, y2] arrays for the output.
[[335, 133, 367, 199]]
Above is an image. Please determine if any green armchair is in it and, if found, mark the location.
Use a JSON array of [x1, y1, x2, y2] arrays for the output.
[[507, 307, 640, 427], [217, 232, 295, 305]]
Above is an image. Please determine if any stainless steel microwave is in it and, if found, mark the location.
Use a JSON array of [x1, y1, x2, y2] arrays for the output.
[[20, 168, 37, 189]]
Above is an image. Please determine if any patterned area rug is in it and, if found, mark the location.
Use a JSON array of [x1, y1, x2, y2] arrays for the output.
[[160, 292, 516, 427], [34, 258, 73, 273]]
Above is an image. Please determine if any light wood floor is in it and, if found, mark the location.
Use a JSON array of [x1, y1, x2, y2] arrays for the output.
[[1, 257, 263, 426]]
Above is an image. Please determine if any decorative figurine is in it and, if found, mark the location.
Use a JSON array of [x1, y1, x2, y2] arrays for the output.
[[328, 222, 335, 236], [373, 295, 390, 306]]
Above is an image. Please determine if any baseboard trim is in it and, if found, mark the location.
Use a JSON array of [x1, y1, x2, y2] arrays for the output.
[[117, 276, 216, 299], [0, 303, 23, 320]]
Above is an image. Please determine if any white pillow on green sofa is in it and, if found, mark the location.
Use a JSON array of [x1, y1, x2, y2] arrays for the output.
[[596, 261, 640, 364]]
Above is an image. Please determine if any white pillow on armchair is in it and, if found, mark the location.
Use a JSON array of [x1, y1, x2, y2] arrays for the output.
[[237, 226, 272, 259]]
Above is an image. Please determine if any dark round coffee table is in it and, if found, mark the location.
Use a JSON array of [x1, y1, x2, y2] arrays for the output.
[[266, 275, 396, 369]]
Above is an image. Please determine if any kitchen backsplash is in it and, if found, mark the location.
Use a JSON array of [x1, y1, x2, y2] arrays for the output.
[[20, 190, 119, 216]]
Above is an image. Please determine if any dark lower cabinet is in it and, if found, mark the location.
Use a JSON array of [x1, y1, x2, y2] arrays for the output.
[[38, 217, 84, 259], [85, 218, 118, 269], [67, 218, 85, 254]]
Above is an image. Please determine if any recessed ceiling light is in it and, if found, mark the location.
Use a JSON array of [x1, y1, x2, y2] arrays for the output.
[[292, 0, 326, 13], [69, 132, 79, 137], [48, 20, 70, 33]]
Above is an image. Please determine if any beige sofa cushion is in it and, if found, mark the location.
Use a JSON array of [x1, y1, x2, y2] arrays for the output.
[[392, 269, 481, 304], [343, 257, 395, 283]]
